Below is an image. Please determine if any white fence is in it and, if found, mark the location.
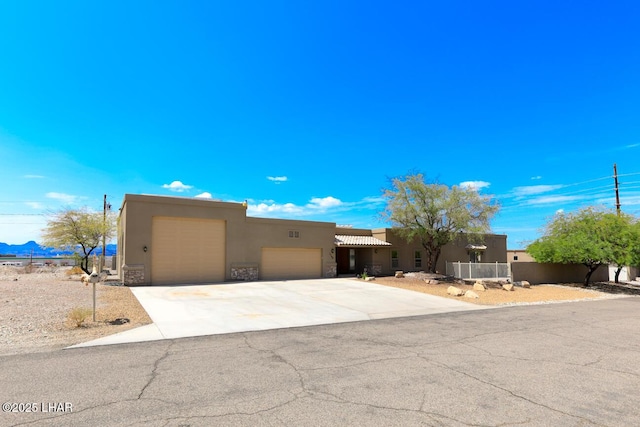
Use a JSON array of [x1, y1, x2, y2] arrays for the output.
[[446, 262, 511, 280]]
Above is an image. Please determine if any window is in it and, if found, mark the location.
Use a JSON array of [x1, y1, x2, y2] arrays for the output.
[[414, 251, 422, 268], [391, 250, 399, 268], [513, 255, 519, 261], [349, 249, 356, 272], [288, 230, 300, 238]]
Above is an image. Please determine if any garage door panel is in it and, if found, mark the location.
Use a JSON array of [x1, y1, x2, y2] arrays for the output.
[[262, 248, 321, 280], [152, 217, 225, 285]]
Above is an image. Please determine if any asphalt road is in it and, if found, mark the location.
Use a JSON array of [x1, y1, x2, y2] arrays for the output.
[[1, 297, 639, 426]]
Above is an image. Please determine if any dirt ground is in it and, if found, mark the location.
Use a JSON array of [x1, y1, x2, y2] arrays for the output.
[[0, 266, 151, 356], [0, 266, 634, 357], [371, 273, 620, 305]]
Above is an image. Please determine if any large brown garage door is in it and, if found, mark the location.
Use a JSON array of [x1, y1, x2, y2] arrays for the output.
[[151, 217, 225, 285], [261, 248, 322, 280]]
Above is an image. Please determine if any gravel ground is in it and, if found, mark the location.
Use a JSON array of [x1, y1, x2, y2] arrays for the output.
[[372, 272, 627, 305], [0, 266, 151, 356]]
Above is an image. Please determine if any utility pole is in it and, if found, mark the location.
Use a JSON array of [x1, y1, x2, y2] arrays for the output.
[[102, 194, 107, 271], [614, 164, 621, 216]]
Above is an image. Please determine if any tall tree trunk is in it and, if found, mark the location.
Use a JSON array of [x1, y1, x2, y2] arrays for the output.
[[584, 264, 600, 286], [423, 243, 441, 274], [614, 266, 623, 283], [81, 256, 90, 275]]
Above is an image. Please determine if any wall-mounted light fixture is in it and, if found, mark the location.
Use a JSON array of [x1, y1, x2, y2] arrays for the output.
[[143, 246, 148, 252]]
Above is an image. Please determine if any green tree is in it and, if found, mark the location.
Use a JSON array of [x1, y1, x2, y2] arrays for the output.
[[603, 212, 640, 283], [381, 173, 499, 273], [526, 207, 639, 286], [41, 207, 116, 274]]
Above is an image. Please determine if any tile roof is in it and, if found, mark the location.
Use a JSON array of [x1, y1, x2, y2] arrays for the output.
[[335, 235, 392, 247], [465, 244, 487, 250]]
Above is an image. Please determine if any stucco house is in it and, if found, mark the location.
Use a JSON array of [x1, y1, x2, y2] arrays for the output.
[[117, 194, 507, 286]]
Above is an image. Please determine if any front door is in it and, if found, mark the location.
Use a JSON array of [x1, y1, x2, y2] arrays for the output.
[[336, 248, 356, 274]]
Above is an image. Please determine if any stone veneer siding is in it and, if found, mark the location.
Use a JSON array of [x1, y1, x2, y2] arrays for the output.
[[324, 263, 337, 278], [122, 264, 145, 286], [230, 264, 259, 281], [365, 263, 382, 276]]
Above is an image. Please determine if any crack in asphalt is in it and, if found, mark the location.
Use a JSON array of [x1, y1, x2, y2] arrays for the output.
[[426, 358, 607, 427], [138, 341, 175, 400], [240, 334, 540, 427]]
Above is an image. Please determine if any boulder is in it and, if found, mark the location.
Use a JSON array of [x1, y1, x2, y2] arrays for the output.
[[424, 279, 439, 285], [395, 271, 404, 278], [365, 276, 375, 282], [520, 280, 531, 288], [502, 283, 514, 291], [447, 286, 464, 296], [473, 282, 486, 292], [464, 290, 480, 299]]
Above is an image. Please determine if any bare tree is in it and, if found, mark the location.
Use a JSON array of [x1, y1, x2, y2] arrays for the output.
[[41, 207, 116, 274]]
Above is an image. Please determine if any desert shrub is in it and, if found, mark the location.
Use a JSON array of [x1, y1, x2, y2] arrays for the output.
[[66, 266, 84, 276], [68, 307, 93, 327]]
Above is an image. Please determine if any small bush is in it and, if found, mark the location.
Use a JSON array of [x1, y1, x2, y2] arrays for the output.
[[66, 266, 84, 276], [68, 307, 93, 327]]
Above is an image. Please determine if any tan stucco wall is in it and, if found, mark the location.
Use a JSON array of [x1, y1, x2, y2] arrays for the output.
[[372, 228, 507, 275], [335, 227, 374, 236], [118, 195, 508, 283], [512, 262, 609, 285], [507, 250, 536, 262], [118, 194, 337, 284], [245, 217, 336, 278]]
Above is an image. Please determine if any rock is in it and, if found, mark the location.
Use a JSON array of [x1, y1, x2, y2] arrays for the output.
[[464, 290, 480, 299], [502, 283, 514, 291], [424, 279, 439, 285], [447, 286, 464, 296], [520, 281, 531, 288], [365, 276, 375, 281], [473, 282, 486, 291], [395, 271, 404, 278]]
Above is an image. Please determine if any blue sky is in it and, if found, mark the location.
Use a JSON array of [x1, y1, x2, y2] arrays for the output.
[[1, 1, 639, 248]]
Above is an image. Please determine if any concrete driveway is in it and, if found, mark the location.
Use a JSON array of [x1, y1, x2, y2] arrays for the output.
[[73, 278, 490, 348]]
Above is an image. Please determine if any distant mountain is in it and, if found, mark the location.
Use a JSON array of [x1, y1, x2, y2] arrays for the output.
[[0, 241, 117, 257]]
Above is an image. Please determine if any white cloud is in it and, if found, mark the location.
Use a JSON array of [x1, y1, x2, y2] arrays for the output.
[[307, 196, 342, 209], [247, 196, 344, 217], [361, 196, 385, 203], [530, 176, 542, 180], [24, 174, 45, 179], [525, 195, 585, 206], [162, 181, 193, 192], [267, 176, 288, 183], [555, 209, 564, 214], [459, 181, 490, 191], [195, 192, 212, 199], [249, 202, 303, 215], [26, 202, 44, 209], [45, 192, 78, 204], [512, 185, 564, 197]]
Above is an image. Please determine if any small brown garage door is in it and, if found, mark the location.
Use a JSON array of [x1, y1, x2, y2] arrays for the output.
[[151, 217, 225, 285], [261, 248, 322, 280]]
